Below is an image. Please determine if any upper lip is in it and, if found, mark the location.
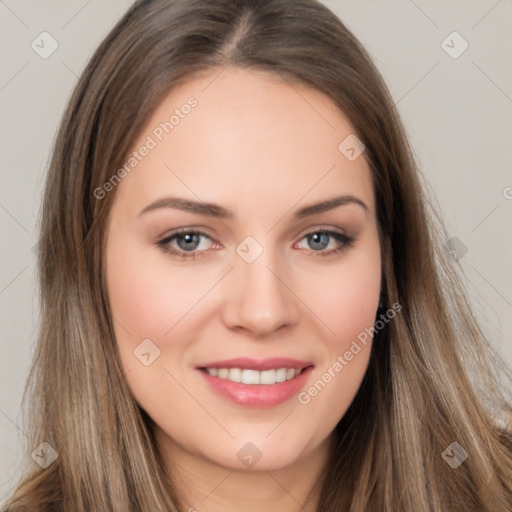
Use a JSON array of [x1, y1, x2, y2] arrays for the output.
[[197, 357, 314, 371]]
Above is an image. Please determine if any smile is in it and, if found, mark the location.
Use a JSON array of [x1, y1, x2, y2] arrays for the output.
[[197, 362, 314, 408]]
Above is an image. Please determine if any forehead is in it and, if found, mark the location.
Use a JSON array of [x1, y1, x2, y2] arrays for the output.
[[112, 67, 375, 219]]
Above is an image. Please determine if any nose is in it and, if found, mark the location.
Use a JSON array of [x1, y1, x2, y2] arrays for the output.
[[221, 248, 301, 338]]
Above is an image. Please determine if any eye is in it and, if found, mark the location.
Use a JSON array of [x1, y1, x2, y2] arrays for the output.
[[156, 229, 218, 260], [156, 227, 355, 260], [295, 229, 355, 258]]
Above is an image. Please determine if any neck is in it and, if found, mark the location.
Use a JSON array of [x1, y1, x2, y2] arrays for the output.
[[156, 430, 333, 512]]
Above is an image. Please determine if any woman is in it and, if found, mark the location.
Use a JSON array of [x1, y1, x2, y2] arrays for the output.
[[4, 0, 511, 510]]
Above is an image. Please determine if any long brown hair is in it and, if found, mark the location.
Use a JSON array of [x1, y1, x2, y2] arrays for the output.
[[4, 0, 512, 510]]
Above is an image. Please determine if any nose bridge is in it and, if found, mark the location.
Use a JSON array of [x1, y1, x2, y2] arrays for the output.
[[221, 235, 300, 336]]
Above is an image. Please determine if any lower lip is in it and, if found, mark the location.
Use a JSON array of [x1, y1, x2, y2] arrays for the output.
[[198, 366, 314, 408]]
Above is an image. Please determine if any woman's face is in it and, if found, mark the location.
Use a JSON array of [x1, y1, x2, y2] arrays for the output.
[[105, 67, 381, 472]]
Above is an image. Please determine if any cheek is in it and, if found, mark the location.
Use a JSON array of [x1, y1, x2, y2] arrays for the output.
[[106, 242, 210, 345], [295, 242, 380, 413], [105, 240, 208, 413], [304, 244, 381, 348]]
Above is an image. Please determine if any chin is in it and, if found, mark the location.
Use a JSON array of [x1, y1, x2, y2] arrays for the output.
[[202, 433, 320, 473]]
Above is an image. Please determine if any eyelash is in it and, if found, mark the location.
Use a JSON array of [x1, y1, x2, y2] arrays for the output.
[[156, 227, 355, 261]]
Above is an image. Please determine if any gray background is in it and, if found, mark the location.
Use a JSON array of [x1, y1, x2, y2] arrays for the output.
[[1, 0, 511, 501]]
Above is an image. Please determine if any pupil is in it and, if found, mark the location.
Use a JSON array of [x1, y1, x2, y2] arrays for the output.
[[178, 233, 199, 251], [310, 233, 328, 250]]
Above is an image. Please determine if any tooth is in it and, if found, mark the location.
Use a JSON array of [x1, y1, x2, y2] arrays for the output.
[[228, 368, 242, 383], [260, 369, 276, 385], [206, 367, 304, 384], [275, 368, 287, 382], [242, 369, 260, 385]]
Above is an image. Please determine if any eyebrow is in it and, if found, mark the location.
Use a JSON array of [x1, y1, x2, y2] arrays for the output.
[[139, 194, 368, 219]]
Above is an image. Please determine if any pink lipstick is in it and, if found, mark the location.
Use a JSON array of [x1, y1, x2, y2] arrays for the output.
[[196, 357, 314, 408]]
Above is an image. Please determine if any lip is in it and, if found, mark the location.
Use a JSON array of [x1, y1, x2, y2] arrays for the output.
[[197, 363, 314, 408], [196, 357, 313, 371]]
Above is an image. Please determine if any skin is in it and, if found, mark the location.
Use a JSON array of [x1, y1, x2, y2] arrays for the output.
[[105, 67, 381, 512]]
